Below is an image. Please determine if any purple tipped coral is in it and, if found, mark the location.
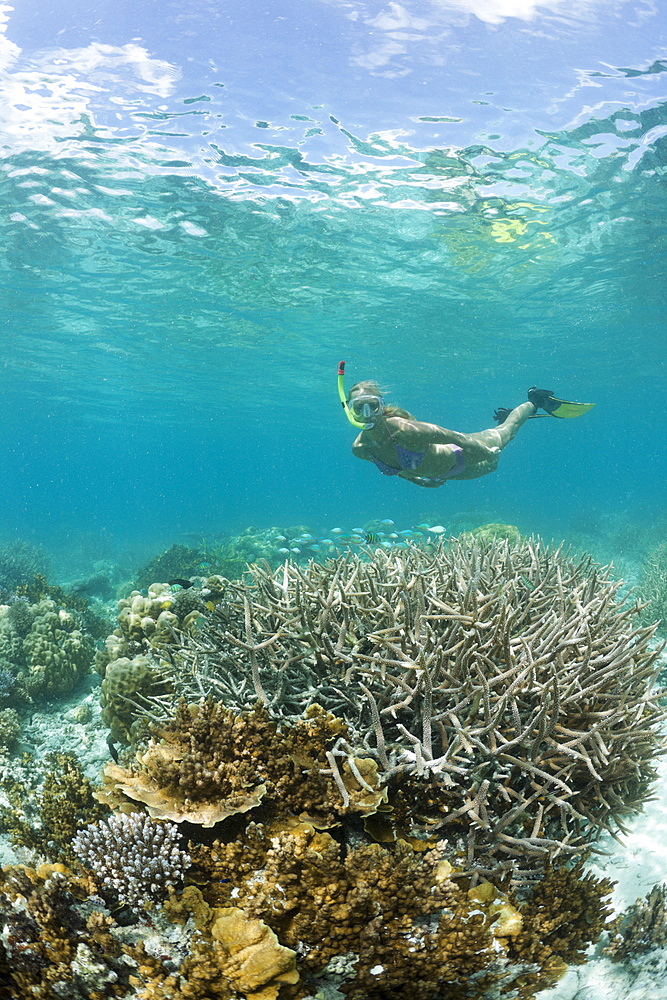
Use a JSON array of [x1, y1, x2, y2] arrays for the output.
[[73, 811, 190, 909]]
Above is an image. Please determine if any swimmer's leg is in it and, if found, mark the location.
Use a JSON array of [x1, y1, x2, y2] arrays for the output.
[[475, 401, 536, 451]]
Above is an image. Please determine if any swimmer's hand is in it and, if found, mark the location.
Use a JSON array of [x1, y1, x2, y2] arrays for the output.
[[410, 477, 445, 488], [493, 407, 512, 424]]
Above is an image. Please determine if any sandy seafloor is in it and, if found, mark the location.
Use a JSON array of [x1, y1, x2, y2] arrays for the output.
[[0, 624, 666, 1000]]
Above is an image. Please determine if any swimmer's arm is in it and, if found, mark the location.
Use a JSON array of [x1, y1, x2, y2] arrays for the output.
[[352, 436, 375, 461], [388, 417, 497, 460], [386, 416, 468, 449]]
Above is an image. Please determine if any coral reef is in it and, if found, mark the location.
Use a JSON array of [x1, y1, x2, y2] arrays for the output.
[[0, 597, 94, 701], [97, 699, 384, 829], [0, 752, 109, 863], [184, 827, 613, 1000], [0, 539, 48, 598], [95, 580, 223, 743], [0, 863, 140, 998], [465, 522, 522, 544], [2, 535, 664, 999], [143, 536, 666, 877], [0, 707, 20, 749], [133, 544, 209, 592], [21, 601, 93, 697], [0, 665, 20, 707], [639, 541, 667, 636], [0, 826, 615, 1000], [101, 654, 169, 744], [607, 882, 667, 962], [73, 812, 190, 909], [131, 529, 284, 592]]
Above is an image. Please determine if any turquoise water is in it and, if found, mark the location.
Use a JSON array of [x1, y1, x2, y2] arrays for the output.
[[0, 3, 665, 578]]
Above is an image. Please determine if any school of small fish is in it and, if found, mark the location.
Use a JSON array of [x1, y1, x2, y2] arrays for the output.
[[273, 519, 447, 557]]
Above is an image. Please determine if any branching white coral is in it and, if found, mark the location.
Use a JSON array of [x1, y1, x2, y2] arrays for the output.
[[73, 812, 190, 908]]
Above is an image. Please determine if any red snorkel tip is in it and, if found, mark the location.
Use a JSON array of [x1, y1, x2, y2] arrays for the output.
[[338, 360, 346, 376]]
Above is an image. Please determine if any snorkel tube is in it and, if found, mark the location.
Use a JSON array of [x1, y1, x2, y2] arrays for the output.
[[337, 360, 368, 429]]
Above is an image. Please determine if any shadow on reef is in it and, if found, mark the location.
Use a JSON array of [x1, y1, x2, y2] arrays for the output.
[[0, 534, 665, 999]]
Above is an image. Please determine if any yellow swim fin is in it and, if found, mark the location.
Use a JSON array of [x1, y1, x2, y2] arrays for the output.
[[528, 387, 596, 418], [543, 396, 596, 418]]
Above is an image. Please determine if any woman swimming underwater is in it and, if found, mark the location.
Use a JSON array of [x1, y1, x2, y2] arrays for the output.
[[338, 362, 594, 489]]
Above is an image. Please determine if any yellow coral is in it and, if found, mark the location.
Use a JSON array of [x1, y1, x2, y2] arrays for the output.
[[209, 906, 299, 999]]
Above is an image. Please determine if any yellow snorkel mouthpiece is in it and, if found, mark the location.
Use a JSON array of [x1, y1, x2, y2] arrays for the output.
[[338, 360, 367, 429]]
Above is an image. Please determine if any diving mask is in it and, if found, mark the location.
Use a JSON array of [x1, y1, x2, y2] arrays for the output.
[[349, 394, 385, 422], [337, 361, 384, 429]]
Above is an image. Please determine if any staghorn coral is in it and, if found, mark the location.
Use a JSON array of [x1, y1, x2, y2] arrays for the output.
[[73, 812, 191, 910], [607, 882, 667, 962], [142, 536, 665, 877], [2, 535, 656, 999], [639, 541, 667, 636]]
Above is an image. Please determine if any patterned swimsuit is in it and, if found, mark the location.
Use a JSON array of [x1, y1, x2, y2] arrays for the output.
[[370, 443, 465, 485]]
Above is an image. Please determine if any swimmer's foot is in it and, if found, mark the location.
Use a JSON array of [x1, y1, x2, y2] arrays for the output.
[[527, 387, 556, 413]]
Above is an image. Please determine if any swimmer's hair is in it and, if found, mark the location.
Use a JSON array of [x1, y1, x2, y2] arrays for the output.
[[348, 380, 415, 420]]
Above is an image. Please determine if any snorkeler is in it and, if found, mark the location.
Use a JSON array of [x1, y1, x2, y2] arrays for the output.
[[337, 362, 594, 489]]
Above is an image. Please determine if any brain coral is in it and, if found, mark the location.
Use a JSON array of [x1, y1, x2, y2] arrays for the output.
[[145, 535, 666, 878]]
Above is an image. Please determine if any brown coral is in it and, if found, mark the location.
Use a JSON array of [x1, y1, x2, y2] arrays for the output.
[[0, 863, 135, 997], [1, 752, 109, 863], [99, 698, 386, 829], [186, 820, 612, 1000], [509, 863, 615, 970], [607, 882, 667, 962]]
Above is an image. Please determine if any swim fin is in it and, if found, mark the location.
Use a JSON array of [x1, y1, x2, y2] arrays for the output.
[[528, 387, 596, 418], [544, 397, 596, 418]]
